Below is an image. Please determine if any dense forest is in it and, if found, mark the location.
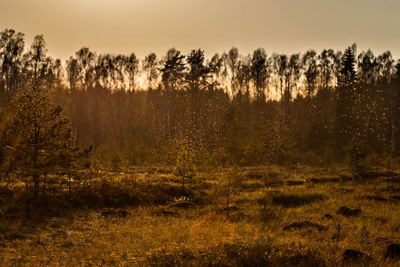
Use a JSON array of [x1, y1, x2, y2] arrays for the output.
[[1, 28, 400, 173]]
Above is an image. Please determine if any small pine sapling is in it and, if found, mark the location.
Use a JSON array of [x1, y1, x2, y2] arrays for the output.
[[226, 164, 242, 217], [173, 150, 195, 199]]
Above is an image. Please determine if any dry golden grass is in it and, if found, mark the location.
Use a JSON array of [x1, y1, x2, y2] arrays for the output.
[[1, 166, 400, 266]]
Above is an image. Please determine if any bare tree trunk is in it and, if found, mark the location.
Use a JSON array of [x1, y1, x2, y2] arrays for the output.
[[25, 180, 30, 219], [33, 173, 40, 200], [387, 160, 391, 192], [42, 174, 47, 199], [390, 99, 395, 154], [182, 176, 185, 197], [226, 175, 231, 218], [68, 173, 72, 200]]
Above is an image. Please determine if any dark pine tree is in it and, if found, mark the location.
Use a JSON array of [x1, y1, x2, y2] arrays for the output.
[[336, 46, 357, 153]]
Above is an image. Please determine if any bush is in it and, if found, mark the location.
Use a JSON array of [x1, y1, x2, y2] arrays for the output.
[[287, 179, 306, 186], [310, 177, 340, 184], [238, 180, 265, 191], [272, 193, 326, 207], [344, 141, 370, 176], [174, 150, 195, 197], [243, 169, 265, 180]]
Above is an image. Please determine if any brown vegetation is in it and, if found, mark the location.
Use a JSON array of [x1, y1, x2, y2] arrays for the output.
[[1, 28, 400, 265], [0, 166, 399, 265]]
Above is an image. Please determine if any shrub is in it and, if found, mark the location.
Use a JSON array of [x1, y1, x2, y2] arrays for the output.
[[287, 179, 306, 186], [272, 193, 326, 207], [243, 169, 265, 180], [310, 177, 340, 184], [238, 180, 265, 191], [344, 141, 370, 176], [174, 150, 195, 197]]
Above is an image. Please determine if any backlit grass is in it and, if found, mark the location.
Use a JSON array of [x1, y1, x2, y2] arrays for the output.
[[0, 166, 400, 266]]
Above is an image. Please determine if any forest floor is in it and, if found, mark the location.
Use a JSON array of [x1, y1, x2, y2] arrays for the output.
[[1, 165, 400, 266]]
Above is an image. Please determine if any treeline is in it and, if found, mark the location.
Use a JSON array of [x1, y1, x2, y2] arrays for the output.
[[1, 29, 400, 169]]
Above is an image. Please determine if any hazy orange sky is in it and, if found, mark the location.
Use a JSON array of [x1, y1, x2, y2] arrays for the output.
[[0, 0, 399, 60]]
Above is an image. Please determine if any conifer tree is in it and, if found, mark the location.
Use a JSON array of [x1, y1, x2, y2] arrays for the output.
[[174, 150, 195, 197], [186, 49, 209, 91], [340, 46, 357, 85], [336, 46, 358, 150], [2, 87, 76, 199]]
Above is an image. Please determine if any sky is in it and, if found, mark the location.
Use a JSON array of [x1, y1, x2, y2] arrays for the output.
[[0, 0, 399, 61]]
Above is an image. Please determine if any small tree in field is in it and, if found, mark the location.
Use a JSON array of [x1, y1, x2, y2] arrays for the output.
[[60, 142, 92, 199], [225, 164, 242, 217], [344, 140, 369, 177], [2, 87, 76, 203], [173, 150, 195, 198]]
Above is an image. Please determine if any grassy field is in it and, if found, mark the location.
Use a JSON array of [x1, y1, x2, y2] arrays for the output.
[[1, 165, 400, 266]]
